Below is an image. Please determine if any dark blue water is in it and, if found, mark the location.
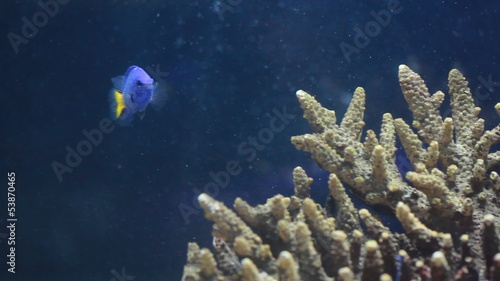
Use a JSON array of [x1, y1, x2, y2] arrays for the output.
[[1, 1, 498, 280]]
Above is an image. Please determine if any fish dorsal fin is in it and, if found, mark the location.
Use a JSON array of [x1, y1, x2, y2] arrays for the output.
[[124, 65, 139, 77], [111, 75, 125, 92], [112, 65, 139, 92]]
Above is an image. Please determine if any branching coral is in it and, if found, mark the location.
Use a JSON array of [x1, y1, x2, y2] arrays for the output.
[[181, 65, 500, 281]]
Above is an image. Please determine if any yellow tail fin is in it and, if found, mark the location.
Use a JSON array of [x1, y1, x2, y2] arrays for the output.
[[112, 90, 126, 119]]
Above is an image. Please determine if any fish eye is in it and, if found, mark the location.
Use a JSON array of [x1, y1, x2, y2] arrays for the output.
[[136, 81, 143, 86]]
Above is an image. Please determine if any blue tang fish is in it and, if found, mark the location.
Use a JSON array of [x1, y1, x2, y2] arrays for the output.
[[109, 65, 166, 126]]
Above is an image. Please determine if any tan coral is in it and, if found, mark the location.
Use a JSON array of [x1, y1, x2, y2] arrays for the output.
[[182, 65, 500, 281], [277, 251, 300, 281], [292, 87, 431, 219]]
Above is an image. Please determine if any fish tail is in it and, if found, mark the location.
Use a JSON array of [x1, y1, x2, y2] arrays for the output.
[[109, 88, 126, 120], [109, 88, 135, 126]]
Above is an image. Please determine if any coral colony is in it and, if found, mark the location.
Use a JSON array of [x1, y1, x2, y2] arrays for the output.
[[181, 65, 500, 281]]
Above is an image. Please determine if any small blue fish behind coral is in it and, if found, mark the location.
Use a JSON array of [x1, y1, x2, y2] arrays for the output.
[[109, 65, 167, 126]]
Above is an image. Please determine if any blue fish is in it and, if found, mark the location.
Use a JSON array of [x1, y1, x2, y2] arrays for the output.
[[109, 65, 167, 126]]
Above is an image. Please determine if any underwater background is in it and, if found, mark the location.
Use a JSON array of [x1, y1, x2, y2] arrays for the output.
[[0, 0, 498, 280]]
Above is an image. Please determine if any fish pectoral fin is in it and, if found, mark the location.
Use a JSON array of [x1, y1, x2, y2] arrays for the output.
[[151, 80, 168, 112], [138, 111, 146, 120]]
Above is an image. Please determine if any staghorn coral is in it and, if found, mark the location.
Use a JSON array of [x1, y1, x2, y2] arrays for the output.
[[181, 65, 500, 281]]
